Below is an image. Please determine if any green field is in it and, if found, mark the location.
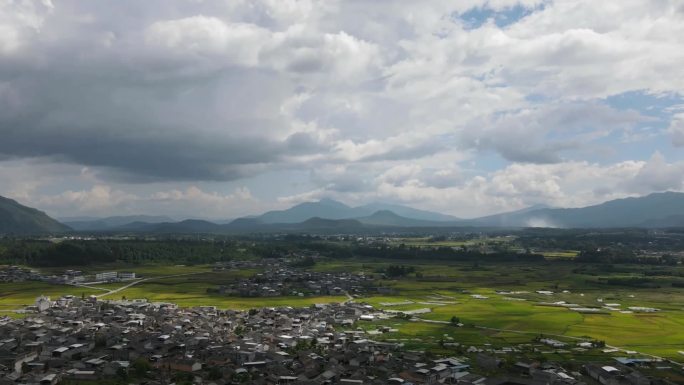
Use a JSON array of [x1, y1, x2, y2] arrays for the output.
[[0, 264, 346, 313], [39, 263, 212, 277], [388, 236, 515, 248], [97, 274, 346, 309], [312, 259, 684, 361], [0, 281, 101, 311], [360, 289, 684, 359], [3, 259, 684, 361]]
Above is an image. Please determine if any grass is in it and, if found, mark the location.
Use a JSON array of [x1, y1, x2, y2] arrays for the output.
[[387, 236, 516, 249], [101, 280, 345, 309], [39, 263, 213, 277], [361, 288, 684, 359], [541, 250, 579, 259], [0, 261, 344, 312], [97, 272, 346, 309], [3, 259, 684, 361], [0, 281, 101, 311], [313, 258, 684, 361], [353, 318, 493, 351]]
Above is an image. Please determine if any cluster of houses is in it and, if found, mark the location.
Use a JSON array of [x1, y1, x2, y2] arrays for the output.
[[0, 292, 678, 385], [583, 362, 676, 385], [0, 296, 473, 385], [0, 267, 135, 285], [212, 260, 266, 272], [0, 266, 43, 282], [215, 261, 374, 298]]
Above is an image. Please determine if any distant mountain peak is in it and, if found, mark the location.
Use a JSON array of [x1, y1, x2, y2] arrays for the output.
[[318, 197, 346, 205], [248, 199, 459, 224], [368, 210, 402, 218]]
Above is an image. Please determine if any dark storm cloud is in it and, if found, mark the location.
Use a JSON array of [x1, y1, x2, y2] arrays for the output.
[[0, 120, 281, 181], [0, 46, 325, 182]]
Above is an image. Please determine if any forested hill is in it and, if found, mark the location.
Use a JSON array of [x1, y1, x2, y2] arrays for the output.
[[0, 196, 71, 235]]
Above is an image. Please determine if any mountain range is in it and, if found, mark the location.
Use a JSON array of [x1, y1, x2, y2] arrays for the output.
[[467, 192, 684, 228], [3, 192, 684, 235], [61, 215, 174, 231], [256, 198, 459, 223]]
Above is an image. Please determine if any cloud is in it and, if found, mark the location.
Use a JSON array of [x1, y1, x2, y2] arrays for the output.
[[0, 1, 683, 217], [669, 113, 684, 146], [0, 0, 53, 54], [457, 102, 649, 163], [624, 152, 684, 192], [32, 184, 262, 219], [37, 185, 137, 213], [279, 154, 684, 218], [145, 16, 268, 66]]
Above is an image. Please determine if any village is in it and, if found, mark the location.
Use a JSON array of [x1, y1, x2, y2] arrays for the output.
[[212, 260, 375, 298], [0, 290, 677, 385], [0, 266, 136, 285]]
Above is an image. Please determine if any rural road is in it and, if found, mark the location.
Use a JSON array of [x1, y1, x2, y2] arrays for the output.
[[93, 277, 151, 298], [71, 272, 205, 298]]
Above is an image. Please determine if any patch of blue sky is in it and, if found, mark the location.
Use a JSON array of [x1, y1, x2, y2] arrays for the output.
[[470, 151, 511, 173], [607, 133, 679, 162], [602, 91, 683, 158], [605, 90, 684, 119], [525, 93, 550, 103], [456, 3, 546, 30]]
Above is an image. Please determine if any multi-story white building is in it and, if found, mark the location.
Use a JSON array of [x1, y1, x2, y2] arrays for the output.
[[95, 271, 118, 281]]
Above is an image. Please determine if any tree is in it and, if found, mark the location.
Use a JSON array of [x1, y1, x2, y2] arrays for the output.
[[450, 316, 460, 325], [174, 371, 193, 385], [132, 358, 151, 377]]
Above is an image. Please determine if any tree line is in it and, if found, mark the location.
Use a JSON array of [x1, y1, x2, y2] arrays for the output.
[[0, 239, 242, 266]]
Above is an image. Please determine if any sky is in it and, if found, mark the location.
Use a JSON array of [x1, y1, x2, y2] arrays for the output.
[[1, 0, 684, 220]]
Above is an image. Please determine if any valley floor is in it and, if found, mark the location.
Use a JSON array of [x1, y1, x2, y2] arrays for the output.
[[3, 258, 684, 364]]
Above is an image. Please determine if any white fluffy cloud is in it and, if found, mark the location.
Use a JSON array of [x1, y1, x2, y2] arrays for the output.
[[145, 16, 269, 66], [0, 0, 683, 218], [0, 0, 53, 53], [280, 153, 684, 218]]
